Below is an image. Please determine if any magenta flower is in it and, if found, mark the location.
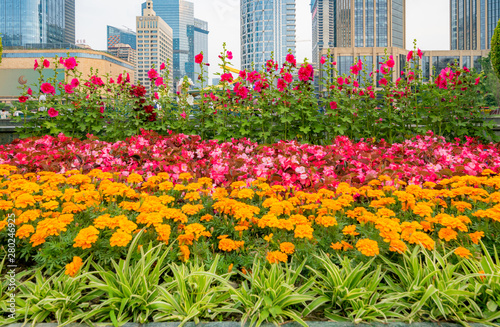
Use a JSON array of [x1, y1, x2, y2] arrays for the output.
[[379, 78, 388, 86], [18, 96, 28, 103], [148, 69, 159, 80], [160, 62, 166, 70], [43, 59, 50, 68], [227, 51, 233, 60], [64, 84, 74, 94], [155, 77, 164, 87], [27, 88, 33, 96], [320, 57, 326, 65], [195, 53, 204, 64], [407, 51, 413, 62], [329, 101, 337, 110], [64, 57, 78, 70], [34, 60, 39, 70], [47, 107, 59, 117], [70, 78, 80, 88], [40, 82, 56, 95], [277, 79, 287, 92]]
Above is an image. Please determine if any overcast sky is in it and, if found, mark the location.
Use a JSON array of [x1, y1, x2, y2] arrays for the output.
[[76, 0, 450, 77]]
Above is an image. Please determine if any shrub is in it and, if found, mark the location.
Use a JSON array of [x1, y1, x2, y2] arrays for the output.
[[491, 19, 500, 81]]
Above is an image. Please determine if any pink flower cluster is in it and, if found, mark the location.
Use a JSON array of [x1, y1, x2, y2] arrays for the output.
[[1, 131, 499, 190]]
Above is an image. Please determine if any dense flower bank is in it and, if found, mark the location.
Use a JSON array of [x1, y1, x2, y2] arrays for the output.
[[1, 163, 499, 270], [1, 131, 500, 191]]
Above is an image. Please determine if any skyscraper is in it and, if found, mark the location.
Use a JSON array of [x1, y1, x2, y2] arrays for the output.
[[311, 0, 405, 63], [107, 26, 137, 50], [136, 0, 173, 89], [450, 0, 500, 50], [141, 0, 199, 83], [193, 18, 209, 86], [240, 0, 297, 71], [0, 0, 75, 47]]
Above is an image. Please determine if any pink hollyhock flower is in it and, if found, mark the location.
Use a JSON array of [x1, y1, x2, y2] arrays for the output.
[[286, 54, 297, 66], [117, 74, 123, 84], [18, 96, 28, 103], [155, 77, 164, 86], [125, 73, 130, 83], [148, 69, 159, 80], [220, 73, 233, 83], [379, 78, 388, 86], [283, 73, 293, 84], [34, 60, 39, 70], [47, 107, 59, 117], [277, 78, 287, 92], [386, 56, 395, 68], [180, 111, 187, 119], [43, 59, 50, 68], [59, 57, 64, 64], [227, 51, 233, 60], [417, 49, 423, 59], [64, 57, 78, 70], [99, 106, 104, 114], [337, 77, 344, 85], [154, 92, 159, 100], [27, 88, 33, 96], [298, 64, 314, 82], [70, 78, 79, 88], [40, 82, 56, 95], [195, 53, 204, 64], [380, 64, 391, 75], [407, 51, 413, 62], [320, 56, 326, 65], [109, 78, 115, 84], [64, 84, 74, 94], [160, 62, 166, 70], [89, 75, 104, 86], [475, 77, 480, 85], [330, 101, 337, 110], [239, 70, 247, 79]]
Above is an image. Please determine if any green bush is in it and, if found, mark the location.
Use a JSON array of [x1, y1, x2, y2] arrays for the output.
[[492, 19, 500, 81]]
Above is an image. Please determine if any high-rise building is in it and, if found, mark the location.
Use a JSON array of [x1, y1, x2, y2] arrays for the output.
[[107, 26, 137, 50], [311, 0, 405, 63], [193, 18, 209, 86], [136, 0, 174, 90], [142, 0, 200, 84], [450, 0, 500, 50], [241, 0, 297, 71], [0, 0, 76, 47], [108, 43, 136, 64]]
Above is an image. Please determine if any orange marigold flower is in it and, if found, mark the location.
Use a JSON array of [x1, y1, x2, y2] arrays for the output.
[[341, 241, 354, 250], [127, 173, 144, 184], [184, 191, 201, 202], [389, 239, 407, 254], [0, 219, 8, 232], [294, 224, 314, 240], [179, 245, 190, 262], [228, 263, 234, 273], [342, 225, 360, 236], [356, 239, 380, 256], [469, 231, 485, 245], [16, 224, 35, 239], [454, 246, 472, 259], [177, 233, 195, 245], [155, 224, 172, 244], [218, 238, 244, 252], [266, 250, 288, 264], [110, 230, 132, 247], [407, 231, 435, 250], [73, 226, 99, 249], [330, 242, 343, 250], [315, 215, 338, 228], [478, 270, 486, 281], [65, 256, 83, 277], [263, 233, 273, 242], [15, 193, 36, 208], [178, 173, 193, 181], [438, 227, 458, 242], [280, 242, 295, 254], [0, 200, 13, 211], [29, 230, 47, 247], [200, 214, 213, 222]]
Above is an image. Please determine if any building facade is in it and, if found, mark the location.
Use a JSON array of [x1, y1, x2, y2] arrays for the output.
[[311, 0, 405, 63], [136, 0, 174, 90], [0, 0, 75, 47], [193, 18, 209, 86], [240, 0, 297, 71], [450, 0, 500, 50], [142, 0, 200, 84], [108, 43, 136, 64], [107, 26, 137, 50]]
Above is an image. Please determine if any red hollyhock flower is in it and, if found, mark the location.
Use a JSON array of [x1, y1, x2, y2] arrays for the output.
[[195, 53, 204, 64], [47, 107, 59, 117], [43, 59, 50, 68], [148, 69, 159, 80], [40, 82, 56, 95], [386, 56, 395, 68], [160, 62, 166, 70], [34, 60, 39, 70], [379, 78, 388, 86], [286, 54, 296, 67], [27, 88, 33, 96], [70, 78, 79, 88], [18, 96, 28, 103], [220, 73, 233, 83], [298, 64, 314, 82], [277, 78, 287, 92], [64, 84, 74, 94], [64, 57, 78, 70], [155, 77, 164, 86], [330, 101, 337, 110]]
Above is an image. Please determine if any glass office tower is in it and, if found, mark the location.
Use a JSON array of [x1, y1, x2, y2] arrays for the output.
[[241, 0, 297, 71], [107, 26, 137, 50], [451, 0, 499, 50], [142, 0, 196, 83], [0, 0, 75, 47], [311, 0, 405, 63]]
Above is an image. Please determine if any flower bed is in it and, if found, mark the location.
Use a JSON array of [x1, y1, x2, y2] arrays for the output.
[[1, 131, 500, 192]]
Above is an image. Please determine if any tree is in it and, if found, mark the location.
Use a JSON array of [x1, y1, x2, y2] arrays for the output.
[[0, 35, 3, 64], [492, 19, 500, 80], [479, 54, 500, 109]]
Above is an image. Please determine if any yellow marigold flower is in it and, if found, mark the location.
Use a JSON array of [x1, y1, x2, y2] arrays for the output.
[[73, 226, 99, 249], [184, 223, 208, 240], [182, 203, 203, 215], [66, 174, 91, 185], [289, 214, 309, 226], [17, 210, 40, 224], [41, 200, 59, 211], [178, 233, 195, 245], [15, 193, 36, 208], [469, 231, 485, 244], [408, 231, 435, 250], [200, 214, 213, 222], [266, 251, 288, 264], [389, 239, 407, 254], [157, 172, 170, 180], [197, 177, 212, 186], [179, 245, 190, 262], [0, 219, 8, 232], [155, 224, 172, 244], [482, 169, 495, 175], [356, 239, 379, 256], [184, 192, 201, 202], [178, 173, 193, 181], [451, 201, 472, 213], [65, 256, 83, 277], [186, 183, 202, 191], [342, 225, 360, 236], [438, 227, 458, 242], [330, 242, 343, 250], [315, 215, 338, 228], [218, 238, 244, 252], [280, 242, 295, 254], [29, 230, 47, 247], [228, 263, 233, 273], [264, 233, 273, 242], [110, 230, 132, 247], [231, 181, 247, 189], [0, 200, 13, 211], [294, 224, 314, 240], [15, 224, 35, 239], [454, 247, 472, 259], [237, 188, 255, 200], [159, 181, 174, 191], [136, 212, 163, 227], [127, 173, 144, 184], [412, 203, 433, 218]]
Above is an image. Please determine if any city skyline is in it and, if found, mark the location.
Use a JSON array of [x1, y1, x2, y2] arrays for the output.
[[73, 0, 450, 77]]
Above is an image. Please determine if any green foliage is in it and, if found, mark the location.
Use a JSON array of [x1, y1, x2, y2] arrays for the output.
[[491, 19, 500, 81], [0, 35, 3, 64], [478, 54, 500, 108]]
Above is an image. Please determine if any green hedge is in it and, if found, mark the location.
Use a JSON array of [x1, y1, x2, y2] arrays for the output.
[[492, 19, 500, 80]]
